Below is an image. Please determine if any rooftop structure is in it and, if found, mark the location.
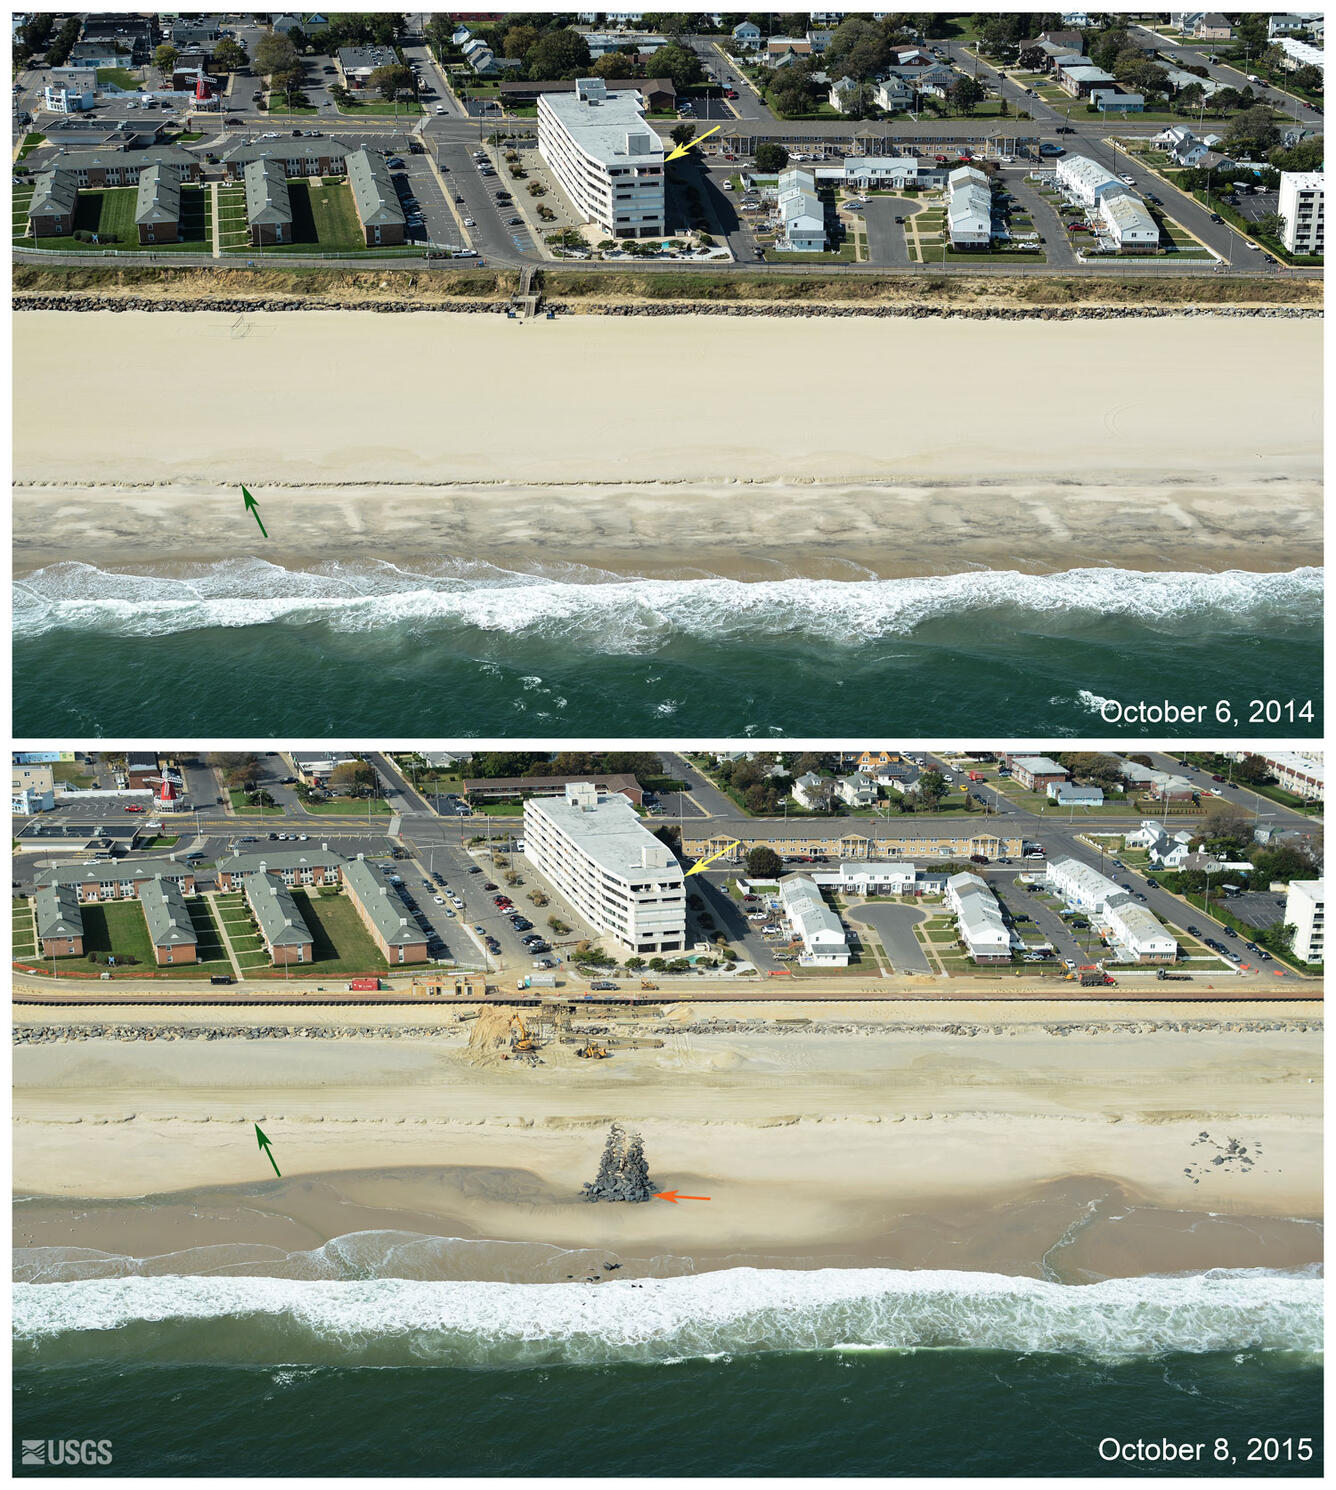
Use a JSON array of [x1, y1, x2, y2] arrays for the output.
[[244, 872, 314, 963], [138, 876, 198, 963], [945, 872, 1011, 962], [243, 156, 293, 243], [342, 856, 428, 962], [346, 146, 405, 245], [34, 884, 84, 953], [134, 162, 181, 243]]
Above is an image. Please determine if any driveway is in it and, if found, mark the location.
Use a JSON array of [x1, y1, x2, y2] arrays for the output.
[[860, 197, 915, 267], [847, 902, 931, 973]]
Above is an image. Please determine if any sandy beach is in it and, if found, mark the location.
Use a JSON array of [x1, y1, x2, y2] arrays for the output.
[[14, 1003, 1322, 1283], [14, 311, 1323, 488]]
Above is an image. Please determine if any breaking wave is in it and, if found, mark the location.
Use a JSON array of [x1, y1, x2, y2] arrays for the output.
[[13, 1267, 1322, 1369], [12, 560, 1323, 649]]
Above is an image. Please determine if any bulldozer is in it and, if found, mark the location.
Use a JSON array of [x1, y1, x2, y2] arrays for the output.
[[576, 1041, 611, 1060], [639, 980, 659, 991]]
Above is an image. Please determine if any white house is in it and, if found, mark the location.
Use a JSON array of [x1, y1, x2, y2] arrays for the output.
[[1276, 35, 1324, 70], [1284, 878, 1324, 963], [873, 75, 915, 111], [1055, 153, 1127, 207], [776, 165, 826, 251], [1099, 191, 1160, 252], [779, 875, 850, 964], [837, 772, 878, 808], [1046, 856, 1120, 911], [1103, 894, 1178, 962], [945, 872, 1012, 963], [732, 20, 762, 49], [812, 861, 917, 895], [946, 164, 991, 248], [829, 75, 860, 112], [1047, 783, 1105, 806], [792, 770, 831, 810]]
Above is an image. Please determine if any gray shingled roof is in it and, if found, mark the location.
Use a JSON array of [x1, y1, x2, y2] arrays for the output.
[[29, 169, 78, 219], [220, 137, 353, 167], [245, 873, 312, 949], [49, 145, 198, 173], [342, 856, 424, 948], [36, 859, 190, 888], [135, 163, 180, 226], [139, 877, 198, 950], [243, 156, 292, 226], [35, 884, 83, 943], [216, 848, 344, 877], [346, 147, 405, 229]]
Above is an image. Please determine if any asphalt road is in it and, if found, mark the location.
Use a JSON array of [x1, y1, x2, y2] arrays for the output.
[[847, 902, 932, 972]]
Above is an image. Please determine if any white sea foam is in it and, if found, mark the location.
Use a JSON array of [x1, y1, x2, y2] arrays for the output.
[[12, 1267, 1322, 1368], [12, 561, 1323, 646]]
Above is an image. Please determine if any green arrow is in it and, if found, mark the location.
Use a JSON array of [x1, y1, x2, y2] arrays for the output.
[[254, 1123, 281, 1177], [242, 485, 268, 539]]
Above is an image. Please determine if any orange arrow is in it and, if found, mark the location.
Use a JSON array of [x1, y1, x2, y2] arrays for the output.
[[655, 1190, 711, 1203]]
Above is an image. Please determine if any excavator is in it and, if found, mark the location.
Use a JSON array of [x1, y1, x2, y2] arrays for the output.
[[508, 1014, 540, 1055]]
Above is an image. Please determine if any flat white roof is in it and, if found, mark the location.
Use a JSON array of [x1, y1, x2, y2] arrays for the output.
[[527, 788, 680, 882], [541, 88, 665, 167]]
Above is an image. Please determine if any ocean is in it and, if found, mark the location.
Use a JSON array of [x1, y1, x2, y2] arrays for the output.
[[12, 561, 1323, 737], [11, 1267, 1324, 1478]]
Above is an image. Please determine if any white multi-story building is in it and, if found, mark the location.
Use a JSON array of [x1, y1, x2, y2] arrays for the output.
[[1278, 171, 1324, 256], [1284, 878, 1324, 963], [1225, 750, 1324, 800], [1099, 191, 1160, 252], [778, 875, 849, 964], [537, 76, 665, 239], [811, 861, 917, 895], [1055, 153, 1127, 208], [944, 872, 1011, 963], [523, 783, 685, 957]]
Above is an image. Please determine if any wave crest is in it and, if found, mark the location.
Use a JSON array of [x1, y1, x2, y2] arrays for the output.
[[13, 1267, 1322, 1368], [12, 561, 1323, 648]]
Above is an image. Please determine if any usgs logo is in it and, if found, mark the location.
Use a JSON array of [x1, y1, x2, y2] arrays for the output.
[[21, 1440, 113, 1468]]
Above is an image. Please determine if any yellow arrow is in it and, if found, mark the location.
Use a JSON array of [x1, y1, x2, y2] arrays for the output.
[[665, 123, 721, 162], [684, 839, 740, 877]]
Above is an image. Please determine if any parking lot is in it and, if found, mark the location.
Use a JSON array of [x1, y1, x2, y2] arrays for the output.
[[847, 902, 931, 972]]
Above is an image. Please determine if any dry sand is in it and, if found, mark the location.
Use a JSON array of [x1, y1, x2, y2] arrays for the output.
[[14, 1009, 1322, 1282], [11, 312, 1323, 579]]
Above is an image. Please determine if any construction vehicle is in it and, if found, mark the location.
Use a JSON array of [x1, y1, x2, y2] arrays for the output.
[[1156, 968, 1193, 981], [508, 1014, 539, 1054], [576, 1041, 610, 1060], [639, 980, 659, 991], [1066, 965, 1116, 987]]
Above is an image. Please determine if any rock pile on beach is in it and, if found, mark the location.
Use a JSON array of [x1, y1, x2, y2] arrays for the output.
[[582, 1122, 656, 1203], [12, 294, 511, 315], [582, 303, 1320, 322], [1184, 1131, 1260, 1184]]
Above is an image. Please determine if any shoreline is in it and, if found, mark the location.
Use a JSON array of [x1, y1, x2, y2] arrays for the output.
[[13, 478, 1323, 579]]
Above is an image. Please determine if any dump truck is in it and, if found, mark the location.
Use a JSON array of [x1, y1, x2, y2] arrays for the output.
[[518, 974, 557, 990], [1156, 969, 1193, 981]]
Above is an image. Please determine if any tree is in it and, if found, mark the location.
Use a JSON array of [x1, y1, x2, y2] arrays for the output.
[[746, 846, 783, 879], [1290, 63, 1323, 94], [825, 17, 889, 80], [369, 62, 414, 102], [1255, 210, 1286, 241], [503, 23, 540, 60], [1232, 754, 1272, 786], [755, 141, 789, 172], [330, 760, 376, 793], [1176, 81, 1206, 116], [1234, 12, 1271, 55], [743, 782, 776, 815], [254, 32, 300, 80], [948, 74, 983, 115], [653, 43, 704, 90], [670, 122, 696, 148], [212, 37, 246, 73], [154, 43, 180, 78], [593, 51, 638, 78], [526, 28, 591, 80], [916, 769, 949, 809], [1226, 104, 1280, 155], [1090, 27, 1132, 72], [211, 754, 262, 788], [1268, 136, 1324, 172]]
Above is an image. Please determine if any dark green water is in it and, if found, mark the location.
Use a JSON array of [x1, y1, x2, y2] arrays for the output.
[[12, 572, 1323, 737], [12, 1352, 1323, 1477]]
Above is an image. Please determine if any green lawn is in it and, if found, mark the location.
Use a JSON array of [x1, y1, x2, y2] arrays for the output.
[[16, 133, 46, 160], [96, 67, 141, 91], [258, 889, 390, 977], [299, 796, 391, 815], [337, 98, 423, 116], [51, 760, 95, 789], [72, 899, 157, 968], [228, 788, 284, 815], [15, 185, 214, 252], [145, 835, 181, 849], [223, 179, 383, 256]]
